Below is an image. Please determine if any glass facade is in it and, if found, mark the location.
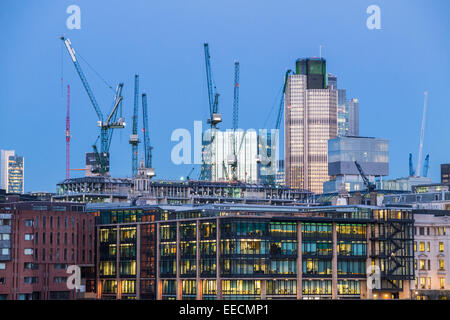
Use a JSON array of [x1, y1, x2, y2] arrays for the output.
[[94, 204, 414, 300]]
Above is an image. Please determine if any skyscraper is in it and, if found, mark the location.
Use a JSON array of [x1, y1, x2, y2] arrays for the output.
[[284, 58, 337, 193], [0, 150, 24, 194]]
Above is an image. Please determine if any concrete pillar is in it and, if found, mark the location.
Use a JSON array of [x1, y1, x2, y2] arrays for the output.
[[296, 222, 303, 299], [216, 218, 222, 300], [196, 220, 202, 300], [176, 221, 181, 300], [332, 222, 338, 299]]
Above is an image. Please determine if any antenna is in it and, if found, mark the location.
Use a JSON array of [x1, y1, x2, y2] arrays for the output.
[[319, 45, 322, 58], [417, 91, 428, 177]]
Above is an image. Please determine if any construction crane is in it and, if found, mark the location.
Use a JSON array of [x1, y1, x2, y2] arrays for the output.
[[354, 161, 376, 192], [275, 69, 292, 130], [227, 61, 240, 181], [200, 42, 222, 181], [186, 167, 195, 181], [141, 93, 155, 177], [423, 154, 430, 177], [262, 69, 292, 185], [130, 75, 140, 177], [65, 84, 71, 180], [409, 153, 415, 177], [417, 91, 428, 177], [60, 36, 125, 175]]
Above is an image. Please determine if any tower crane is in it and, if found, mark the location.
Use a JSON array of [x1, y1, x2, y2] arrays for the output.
[[130, 75, 140, 177], [263, 69, 292, 185], [409, 153, 415, 177], [141, 93, 155, 177], [200, 43, 222, 181], [354, 161, 376, 192], [423, 154, 430, 177], [227, 61, 240, 181], [60, 36, 125, 175]]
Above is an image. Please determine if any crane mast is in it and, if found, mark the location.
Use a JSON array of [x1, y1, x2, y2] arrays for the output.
[[60, 36, 126, 175], [228, 61, 240, 181], [65, 85, 71, 180], [141, 93, 155, 178], [200, 43, 222, 181], [130, 75, 140, 177]]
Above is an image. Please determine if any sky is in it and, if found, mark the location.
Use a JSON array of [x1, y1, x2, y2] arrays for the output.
[[0, 0, 449, 192]]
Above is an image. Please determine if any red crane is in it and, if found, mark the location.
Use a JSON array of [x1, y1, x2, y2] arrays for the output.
[[66, 85, 71, 180]]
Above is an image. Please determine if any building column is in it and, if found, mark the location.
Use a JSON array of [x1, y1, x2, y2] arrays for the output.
[[176, 221, 181, 300], [96, 226, 102, 299], [296, 222, 303, 299], [332, 222, 338, 299], [365, 224, 372, 299], [216, 218, 222, 300], [136, 224, 141, 300], [196, 220, 202, 300], [156, 222, 162, 300], [116, 226, 121, 300], [261, 280, 267, 300]]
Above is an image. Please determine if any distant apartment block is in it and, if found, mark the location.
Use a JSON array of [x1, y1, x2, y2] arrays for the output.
[[1, 150, 24, 194]]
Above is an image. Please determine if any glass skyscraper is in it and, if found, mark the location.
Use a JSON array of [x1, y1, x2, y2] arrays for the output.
[[1, 150, 24, 194]]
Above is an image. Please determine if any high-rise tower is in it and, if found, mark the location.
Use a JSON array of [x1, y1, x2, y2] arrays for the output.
[[284, 58, 337, 193]]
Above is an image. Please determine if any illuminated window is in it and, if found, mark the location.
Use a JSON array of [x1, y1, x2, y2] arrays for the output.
[[440, 278, 445, 289], [439, 242, 444, 252], [419, 242, 425, 252], [439, 259, 445, 270]]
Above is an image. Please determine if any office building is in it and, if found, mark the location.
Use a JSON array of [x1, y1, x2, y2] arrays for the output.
[[129, 179, 313, 206], [441, 164, 450, 183], [411, 210, 450, 300], [207, 129, 259, 183], [377, 176, 432, 192], [1, 150, 24, 194], [285, 58, 337, 194], [0, 199, 96, 300], [324, 136, 389, 193], [327, 74, 359, 138], [91, 202, 414, 300]]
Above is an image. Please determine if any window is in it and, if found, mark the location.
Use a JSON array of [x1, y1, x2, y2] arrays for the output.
[[439, 259, 445, 270], [419, 260, 426, 270], [24, 219, 33, 227], [414, 242, 417, 252], [24, 263, 38, 270], [440, 278, 445, 290], [0, 263, 5, 270], [0, 234, 9, 240], [1, 248, 9, 256], [0, 278, 5, 285], [427, 242, 430, 252], [24, 234, 34, 241], [439, 242, 444, 252], [419, 242, 425, 252], [53, 277, 67, 284], [24, 277, 38, 284], [24, 248, 33, 255], [419, 227, 424, 235]]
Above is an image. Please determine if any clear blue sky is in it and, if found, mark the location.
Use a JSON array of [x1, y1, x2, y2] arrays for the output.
[[0, 0, 449, 192]]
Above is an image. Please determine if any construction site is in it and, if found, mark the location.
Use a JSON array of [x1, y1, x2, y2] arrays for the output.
[[56, 37, 303, 205]]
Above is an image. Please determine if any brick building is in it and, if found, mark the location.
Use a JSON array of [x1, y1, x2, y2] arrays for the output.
[[0, 196, 96, 300]]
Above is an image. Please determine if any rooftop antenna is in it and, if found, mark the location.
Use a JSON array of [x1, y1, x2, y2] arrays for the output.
[[417, 91, 428, 177], [319, 45, 322, 58]]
